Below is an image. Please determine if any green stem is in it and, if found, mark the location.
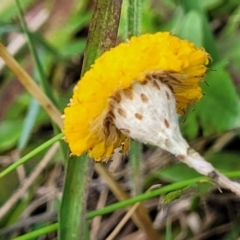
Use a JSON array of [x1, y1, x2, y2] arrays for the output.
[[59, 155, 93, 239], [0, 133, 63, 179], [127, 0, 142, 37], [82, 0, 123, 74], [129, 141, 142, 195], [59, 1, 123, 239], [12, 223, 59, 240], [127, 0, 142, 196]]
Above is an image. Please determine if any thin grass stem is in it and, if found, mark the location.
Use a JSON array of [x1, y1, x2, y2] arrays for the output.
[[0, 134, 63, 179]]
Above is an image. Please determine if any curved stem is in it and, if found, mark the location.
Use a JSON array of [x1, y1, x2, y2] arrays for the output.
[[176, 147, 240, 197]]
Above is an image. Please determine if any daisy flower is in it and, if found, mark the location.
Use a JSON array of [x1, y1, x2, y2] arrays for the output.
[[63, 32, 240, 196], [63, 32, 209, 161]]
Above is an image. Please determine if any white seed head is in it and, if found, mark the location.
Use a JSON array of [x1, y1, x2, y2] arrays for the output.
[[108, 76, 240, 198], [111, 77, 189, 156]]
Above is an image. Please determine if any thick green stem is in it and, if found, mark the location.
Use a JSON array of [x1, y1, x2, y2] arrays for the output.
[[59, 1, 123, 239], [82, 0, 123, 74], [59, 155, 93, 239]]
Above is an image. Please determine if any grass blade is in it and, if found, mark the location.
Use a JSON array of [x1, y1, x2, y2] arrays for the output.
[[12, 223, 58, 240], [127, 0, 142, 37], [17, 98, 39, 150], [0, 42, 62, 127], [0, 133, 63, 178], [15, 0, 57, 106], [127, 0, 143, 196]]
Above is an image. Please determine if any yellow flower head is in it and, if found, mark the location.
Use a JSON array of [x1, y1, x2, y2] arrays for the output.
[[63, 32, 209, 161]]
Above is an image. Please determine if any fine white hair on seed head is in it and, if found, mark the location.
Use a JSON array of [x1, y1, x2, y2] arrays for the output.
[[110, 76, 189, 156]]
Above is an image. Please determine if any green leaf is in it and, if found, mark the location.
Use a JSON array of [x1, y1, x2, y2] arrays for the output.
[[182, 60, 240, 138], [48, 12, 91, 48], [176, 10, 203, 47], [207, 151, 240, 172], [0, 22, 19, 36], [0, 0, 33, 22], [163, 190, 184, 204], [200, 0, 223, 10], [4, 94, 30, 120], [60, 39, 86, 57], [179, 0, 220, 62], [17, 99, 39, 150], [0, 119, 23, 152], [151, 163, 200, 182], [179, 111, 199, 140]]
